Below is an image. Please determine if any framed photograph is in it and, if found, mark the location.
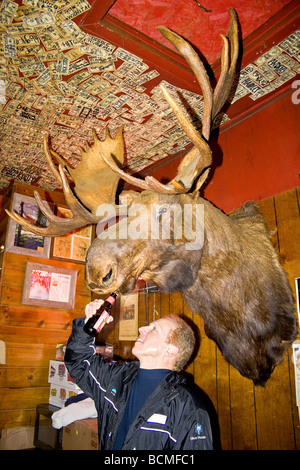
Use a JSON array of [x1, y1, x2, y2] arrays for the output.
[[22, 262, 78, 309], [6, 193, 52, 259], [52, 207, 92, 263], [119, 293, 139, 341]]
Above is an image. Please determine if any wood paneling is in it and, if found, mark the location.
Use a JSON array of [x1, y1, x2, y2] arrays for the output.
[[0, 184, 92, 435], [100, 187, 300, 450], [0, 183, 299, 450]]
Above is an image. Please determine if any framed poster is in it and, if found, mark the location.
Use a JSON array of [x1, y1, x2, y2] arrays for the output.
[[52, 207, 92, 263], [119, 293, 139, 341], [22, 262, 77, 309], [6, 193, 52, 259]]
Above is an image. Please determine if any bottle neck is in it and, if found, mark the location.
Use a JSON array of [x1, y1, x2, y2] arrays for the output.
[[106, 293, 117, 304]]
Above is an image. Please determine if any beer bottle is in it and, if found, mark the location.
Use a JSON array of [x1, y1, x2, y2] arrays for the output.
[[83, 293, 117, 337]]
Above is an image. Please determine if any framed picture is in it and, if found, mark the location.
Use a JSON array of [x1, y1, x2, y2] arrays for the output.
[[52, 207, 92, 263], [119, 293, 139, 341], [22, 262, 78, 309], [6, 193, 52, 259]]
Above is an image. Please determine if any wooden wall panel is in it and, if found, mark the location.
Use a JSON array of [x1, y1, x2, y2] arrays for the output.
[[215, 350, 231, 449], [272, 188, 300, 450], [0, 183, 298, 450], [0, 184, 92, 437]]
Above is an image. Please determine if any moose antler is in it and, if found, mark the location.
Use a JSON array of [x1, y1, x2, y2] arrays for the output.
[[6, 165, 101, 236], [5, 128, 126, 236], [102, 8, 238, 194], [6, 9, 238, 237]]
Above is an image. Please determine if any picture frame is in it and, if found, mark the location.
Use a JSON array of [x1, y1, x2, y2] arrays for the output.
[[119, 293, 139, 341], [52, 206, 93, 263], [22, 262, 78, 309], [6, 193, 52, 259]]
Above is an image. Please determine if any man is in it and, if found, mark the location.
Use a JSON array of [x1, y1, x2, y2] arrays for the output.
[[64, 298, 213, 450]]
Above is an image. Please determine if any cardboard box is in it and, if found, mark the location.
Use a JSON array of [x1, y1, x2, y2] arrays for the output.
[[49, 383, 81, 408], [48, 360, 80, 390], [0, 426, 35, 450], [62, 418, 98, 450]]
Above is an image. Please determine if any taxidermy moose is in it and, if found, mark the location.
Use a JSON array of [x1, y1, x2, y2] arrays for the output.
[[8, 9, 297, 385]]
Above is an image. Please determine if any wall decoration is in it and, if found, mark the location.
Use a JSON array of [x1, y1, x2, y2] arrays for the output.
[[52, 206, 92, 262], [292, 340, 300, 421], [119, 292, 139, 341], [228, 33, 300, 104], [22, 261, 77, 309], [5, 192, 52, 258], [0, 2, 298, 194]]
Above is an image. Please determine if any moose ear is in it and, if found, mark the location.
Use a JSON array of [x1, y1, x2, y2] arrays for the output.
[[153, 260, 194, 292]]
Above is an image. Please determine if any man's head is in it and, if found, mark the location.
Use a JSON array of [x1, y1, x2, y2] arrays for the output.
[[164, 314, 196, 371], [132, 315, 195, 371]]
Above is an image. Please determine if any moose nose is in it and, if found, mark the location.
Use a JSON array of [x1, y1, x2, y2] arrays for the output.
[[87, 281, 103, 293]]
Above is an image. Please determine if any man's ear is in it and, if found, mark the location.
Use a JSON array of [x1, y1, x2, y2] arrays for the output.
[[165, 343, 179, 359]]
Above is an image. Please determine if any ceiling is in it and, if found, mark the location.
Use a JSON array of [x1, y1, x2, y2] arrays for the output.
[[0, 0, 299, 195], [109, 0, 291, 64]]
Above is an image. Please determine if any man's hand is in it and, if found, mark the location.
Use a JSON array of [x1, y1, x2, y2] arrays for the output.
[[84, 299, 114, 325]]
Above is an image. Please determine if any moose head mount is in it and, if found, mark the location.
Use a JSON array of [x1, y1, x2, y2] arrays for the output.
[[7, 9, 297, 385]]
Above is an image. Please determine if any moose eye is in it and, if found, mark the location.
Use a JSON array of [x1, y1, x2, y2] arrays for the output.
[[102, 268, 113, 285], [156, 207, 167, 221]]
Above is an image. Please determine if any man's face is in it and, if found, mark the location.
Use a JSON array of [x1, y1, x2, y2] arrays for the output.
[[132, 317, 177, 367]]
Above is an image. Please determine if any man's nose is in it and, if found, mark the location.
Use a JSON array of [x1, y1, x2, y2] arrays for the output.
[[139, 325, 149, 334]]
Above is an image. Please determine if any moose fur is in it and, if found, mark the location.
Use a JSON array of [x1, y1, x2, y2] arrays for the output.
[[85, 193, 297, 385], [7, 9, 298, 385], [185, 201, 297, 385]]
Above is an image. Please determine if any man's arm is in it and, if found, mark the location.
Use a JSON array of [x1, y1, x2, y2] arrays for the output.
[[174, 402, 213, 450], [181, 408, 213, 450], [64, 300, 114, 398]]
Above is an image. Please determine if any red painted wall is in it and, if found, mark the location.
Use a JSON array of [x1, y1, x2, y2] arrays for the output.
[[143, 89, 300, 213], [205, 90, 300, 212]]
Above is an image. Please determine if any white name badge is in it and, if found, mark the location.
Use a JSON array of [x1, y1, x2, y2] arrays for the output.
[[147, 413, 167, 425]]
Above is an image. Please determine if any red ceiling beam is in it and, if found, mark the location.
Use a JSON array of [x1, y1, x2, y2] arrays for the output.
[[240, 0, 300, 68], [77, 0, 205, 93], [78, 0, 299, 108], [79, 0, 117, 24], [78, 10, 201, 93], [76, 0, 299, 178], [82, 18, 200, 93], [212, 0, 300, 129]]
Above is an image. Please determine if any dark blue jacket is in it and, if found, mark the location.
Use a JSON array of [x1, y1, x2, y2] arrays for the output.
[[64, 318, 213, 450]]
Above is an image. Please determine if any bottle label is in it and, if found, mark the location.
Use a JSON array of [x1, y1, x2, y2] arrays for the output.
[[106, 295, 116, 304], [93, 310, 111, 332]]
